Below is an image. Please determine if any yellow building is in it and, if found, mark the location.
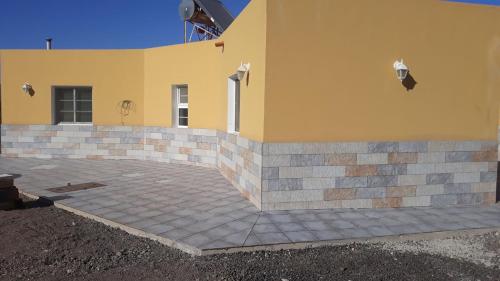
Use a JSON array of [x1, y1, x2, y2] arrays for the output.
[[1, 0, 499, 210]]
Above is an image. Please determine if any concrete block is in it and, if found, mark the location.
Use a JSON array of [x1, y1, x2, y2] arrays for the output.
[[262, 167, 279, 180], [324, 153, 357, 165], [472, 182, 496, 193], [416, 184, 445, 196], [324, 188, 355, 200], [426, 173, 453, 185], [453, 172, 480, 184], [290, 154, 324, 167], [399, 175, 427, 186], [355, 187, 386, 199], [457, 193, 483, 205], [480, 171, 496, 183], [367, 176, 397, 188], [386, 186, 416, 197], [402, 196, 431, 207], [443, 183, 472, 194], [445, 152, 473, 163], [303, 178, 336, 189], [357, 153, 388, 165], [431, 194, 458, 207], [368, 142, 399, 153], [341, 199, 373, 209], [312, 166, 345, 178], [279, 167, 313, 179], [264, 143, 303, 155], [376, 164, 407, 176], [398, 142, 428, 153], [335, 177, 367, 188]]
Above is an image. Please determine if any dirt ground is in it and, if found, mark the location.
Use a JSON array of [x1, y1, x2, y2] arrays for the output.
[[0, 198, 499, 281]]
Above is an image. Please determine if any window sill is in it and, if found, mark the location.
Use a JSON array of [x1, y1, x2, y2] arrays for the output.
[[177, 126, 188, 129], [55, 123, 93, 126], [228, 131, 240, 136]]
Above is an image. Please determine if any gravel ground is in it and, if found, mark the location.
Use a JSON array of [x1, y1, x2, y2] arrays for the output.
[[0, 198, 499, 281]]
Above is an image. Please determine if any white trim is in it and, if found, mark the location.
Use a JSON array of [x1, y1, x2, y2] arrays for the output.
[[227, 77, 240, 134], [173, 85, 188, 128]]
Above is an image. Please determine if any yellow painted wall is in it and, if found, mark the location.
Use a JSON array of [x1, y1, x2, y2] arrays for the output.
[[0, 50, 144, 125], [144, 0, 267, 141], [3, 0, 499, 143], [1, 0, 267, 141], [264, 0, 500, 142]]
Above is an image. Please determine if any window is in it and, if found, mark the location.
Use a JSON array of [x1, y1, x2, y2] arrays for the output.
[[54, 87, 92, 124], [173, 85, 188, 128], [227, 77, 240, 133]]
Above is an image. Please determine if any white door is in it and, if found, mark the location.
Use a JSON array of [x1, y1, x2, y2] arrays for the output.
[[227, 78, 236, 132]]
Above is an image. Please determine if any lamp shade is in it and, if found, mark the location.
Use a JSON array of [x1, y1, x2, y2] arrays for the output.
[[393, 60, 409, 81]]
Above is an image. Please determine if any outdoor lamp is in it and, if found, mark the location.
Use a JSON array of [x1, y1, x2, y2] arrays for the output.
[[237, 62, 251, 81], [393, 59, 409, 81], [21, 82, 32, 95]]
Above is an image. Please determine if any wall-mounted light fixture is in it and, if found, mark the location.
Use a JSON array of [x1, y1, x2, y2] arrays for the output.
[[237, 62, 251, 81], [21, 82, 32, 95], [393, 59, 409, 81]]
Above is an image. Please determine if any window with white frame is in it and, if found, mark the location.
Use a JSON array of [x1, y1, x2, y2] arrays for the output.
[[54, 87, 92, 124], [173, 85, 188, 128], [227, 77, 240, 133]]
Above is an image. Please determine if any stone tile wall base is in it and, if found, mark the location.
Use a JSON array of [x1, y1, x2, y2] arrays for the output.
[[1, 124, 262, 210], [261, 140, 498, 210], [2, 125, 499, 211]]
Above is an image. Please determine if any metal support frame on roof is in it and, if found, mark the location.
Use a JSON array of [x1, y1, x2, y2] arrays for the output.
[[189, 23, 219, 42]]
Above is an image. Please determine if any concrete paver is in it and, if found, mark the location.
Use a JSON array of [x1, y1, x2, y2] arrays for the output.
[[1, 158, 499, 254]]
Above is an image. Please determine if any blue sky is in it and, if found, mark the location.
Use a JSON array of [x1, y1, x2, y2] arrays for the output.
[[0, 0, 250, 49], [0, 0, 498, 50]]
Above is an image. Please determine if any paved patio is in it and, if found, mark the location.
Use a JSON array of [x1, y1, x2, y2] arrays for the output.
[[1, 158, 499, 255]]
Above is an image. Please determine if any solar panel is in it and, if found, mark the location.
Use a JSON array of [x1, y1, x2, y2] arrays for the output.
[[193, 0, 234, 32]]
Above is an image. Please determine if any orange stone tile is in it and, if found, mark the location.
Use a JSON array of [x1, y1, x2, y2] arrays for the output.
[[482, 192, 497, 206], [197, 142, 212, 150], [324, 154, 357, 165], [386, 186, 416, 197], [179, 147, 192, 155], [488, 162, 498, 172], [388, 152, 418, 164], [109, 149, 127, 156], [86, 155, 104, 160], [472, 151, 497, 162], [345, 165, 378, 176], [373, 197, 402, 208], [324, 188, 355, 201]]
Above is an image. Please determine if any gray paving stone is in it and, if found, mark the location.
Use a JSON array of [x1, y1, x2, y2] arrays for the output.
[[254, 232, 291, 244], [145, 224, 176, 235], [330, 220, 356, 229], [387, 225, 422, 235], [243, 233, 261, 246], [3, 158, 500, 254], [312, 230, 344, 240], [366, 226, 395, 236], [276, 223, 307, 232], [338, 228, 372, 239], [285, 231, 317, 242], [253, 224, 280, 233], [303, 221, 331, 231]]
